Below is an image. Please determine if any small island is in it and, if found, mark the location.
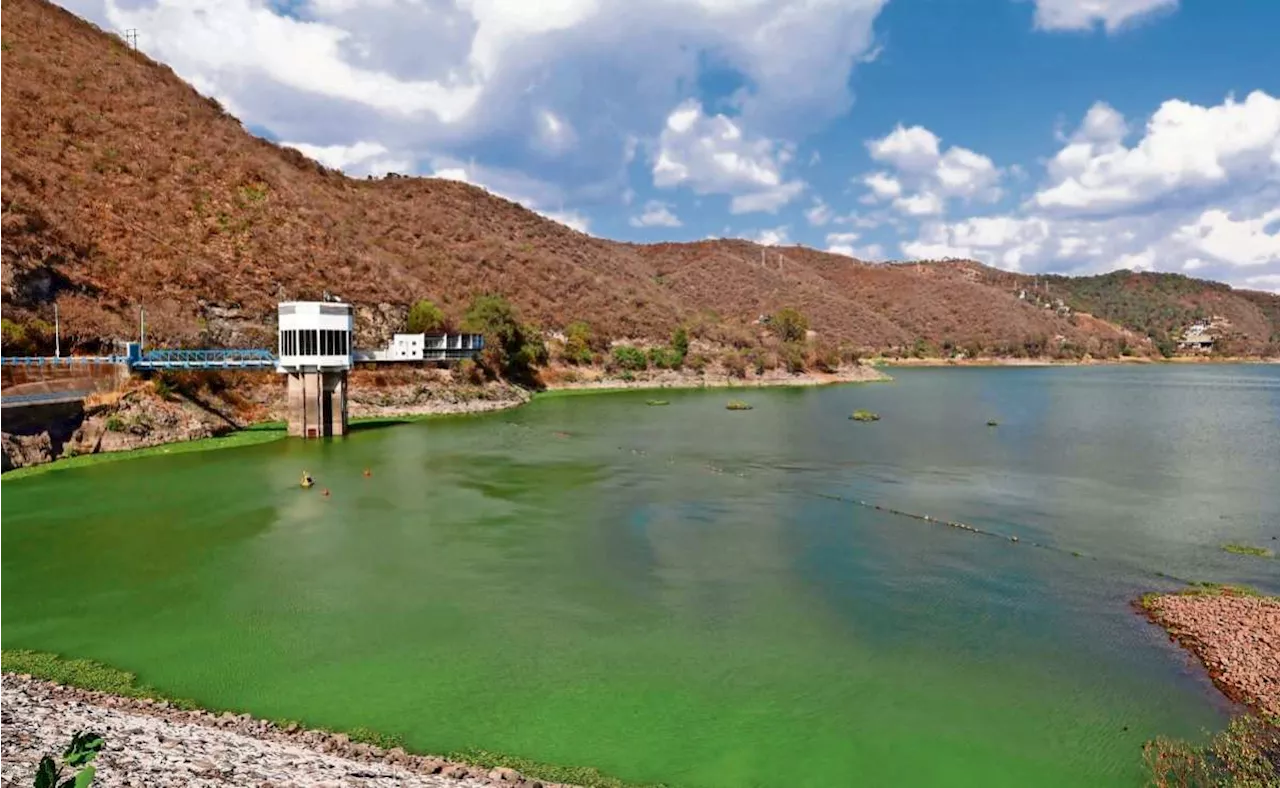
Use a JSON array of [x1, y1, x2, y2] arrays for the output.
[[726, 400, 753, 411], [850, 410, 880, 422]]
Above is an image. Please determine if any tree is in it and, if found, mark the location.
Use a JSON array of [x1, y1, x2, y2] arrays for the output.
[[406, 299, 446, 333], [563, 321, 594, 365], [671, 326, 690, 360], [462, 294, 545, 384], [771, 307, 809, 344]]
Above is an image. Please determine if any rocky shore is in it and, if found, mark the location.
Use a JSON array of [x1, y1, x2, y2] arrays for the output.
[[1140, 590, 1280, 718], [0, 674, 576, 788]]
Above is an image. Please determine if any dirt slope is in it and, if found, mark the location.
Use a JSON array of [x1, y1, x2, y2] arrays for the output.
[[3, 0, 1277, 358]]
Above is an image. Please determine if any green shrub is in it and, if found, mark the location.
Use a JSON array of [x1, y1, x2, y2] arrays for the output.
[[647, 346, 681, 370], [1, 318, 26, 349], [771, 307, 809, 343], [851, 410, 880, 422], [726, 400, 753, 410], [671, 326, 689, 360], [781, 342, 806, 374], [611, 345, 648, 371], [810, 341, 841, 373], [685, 353, 708, 373], [407, 299, 446, 333], [563, 321, 595, 365], [462, 294, 544, 384], [104, 415, 125, 433]]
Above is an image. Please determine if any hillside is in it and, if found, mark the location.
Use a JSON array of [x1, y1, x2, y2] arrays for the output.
[[3, 0, 1278, 360]]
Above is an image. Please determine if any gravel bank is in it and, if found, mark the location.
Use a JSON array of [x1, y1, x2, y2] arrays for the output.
[[1, 674, 572, 788], [1141, 592, 1280, 717]]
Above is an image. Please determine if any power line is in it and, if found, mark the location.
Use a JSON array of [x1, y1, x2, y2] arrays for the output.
[[123, 28, 138, 49]]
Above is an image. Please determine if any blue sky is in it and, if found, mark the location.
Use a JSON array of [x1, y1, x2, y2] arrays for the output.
[[60, 0, 1280, 290]]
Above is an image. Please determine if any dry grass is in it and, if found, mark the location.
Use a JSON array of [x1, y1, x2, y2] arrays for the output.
[[3, 0, 1278, 359]]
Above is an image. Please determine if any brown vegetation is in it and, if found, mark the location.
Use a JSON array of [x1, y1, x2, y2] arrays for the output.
[[3, 0, 1278, 361]]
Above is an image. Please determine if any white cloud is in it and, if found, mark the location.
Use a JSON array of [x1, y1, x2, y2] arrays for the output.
[[1243, 274, 1280, 293], [899, 90, 1280, 289], [825, 231, 883, 260], [281, 139, 411, 176], [429, 159, 589, 232], [629, 200, 683, 228], [652, 99, 806, 214], [1173, 208, 1280, 267], [753, 226, 790, 246], [1034, 91, 1280, 216], [862, 124, 1002, 216], [64, 0, 887, 204], [1030, 0, 1178, 33], [805, 199, 833, 226]]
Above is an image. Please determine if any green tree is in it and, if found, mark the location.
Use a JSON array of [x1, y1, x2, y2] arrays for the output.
[[611, 345, 648, 371], [563, 321, 594, 365], [771, 307, 809, 344], [462, 294, 545, 384], [671, 326, 690, 360], [406, 299, 446, 334]]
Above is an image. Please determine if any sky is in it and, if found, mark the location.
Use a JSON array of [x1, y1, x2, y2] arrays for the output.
[[59, 0, 1280, 291]]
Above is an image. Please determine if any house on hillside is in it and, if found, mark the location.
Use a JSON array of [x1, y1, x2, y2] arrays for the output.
[[1178, 324, 1215, 352]]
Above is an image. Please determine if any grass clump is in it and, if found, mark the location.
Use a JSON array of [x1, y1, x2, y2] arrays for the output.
[[348, 726, 406, 750], [725, 399, 752, 410], [986, 420, 999, 427], [1222, 543, 1274, 558], [1, 649, 197, 709], [1143, 714, 1279, 788], [449, 748, 665, 788], [850, 409, 880, 422], [645, 399, 669, 406]]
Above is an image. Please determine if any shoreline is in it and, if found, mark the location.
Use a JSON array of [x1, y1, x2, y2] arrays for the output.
[[1137, 585, 1279, 719], [0, 663, 614, 788], [873, 355, 1280, 368]]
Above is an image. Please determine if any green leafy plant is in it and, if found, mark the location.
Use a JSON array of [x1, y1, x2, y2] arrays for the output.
[[104, 415, 125, 433], [726, 400, 753, 411], [462, 294, 545, 385], [611, 345, 648, 372], [770, 307, 809, 343], [671, 326, 689, 361], [406, 299, 446, 334], [563, 321, 595, 365], [1143, 714, 1279, 788], [34, 730, 104, 788], [850, 409, 880, 422]]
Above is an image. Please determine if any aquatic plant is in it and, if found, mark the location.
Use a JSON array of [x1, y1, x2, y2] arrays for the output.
[[726, 400, 753, 410], [987, 420, 999, 427], [34, 730, 104, 788], [646, 400, 670, 406], [850, 409, 880, 422], [1222, 543, 1274, 558], [1143, 713, 1279, 788]]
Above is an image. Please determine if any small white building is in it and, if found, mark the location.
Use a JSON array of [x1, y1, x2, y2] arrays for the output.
[[389, 333, 425, 360], [276, 301, 353, 372]]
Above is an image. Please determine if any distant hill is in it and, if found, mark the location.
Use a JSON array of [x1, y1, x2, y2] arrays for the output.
[[3, 0, 1278, 359]]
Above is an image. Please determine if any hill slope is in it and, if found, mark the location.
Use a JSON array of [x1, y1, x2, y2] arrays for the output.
[[3, 0, 1278, 359]]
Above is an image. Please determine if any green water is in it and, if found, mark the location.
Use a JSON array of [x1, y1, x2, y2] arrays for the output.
[[5, 365, 1279, 787]]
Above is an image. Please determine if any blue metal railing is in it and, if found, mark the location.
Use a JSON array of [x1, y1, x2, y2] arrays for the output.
[[131, 348, 278, 370], [0, 356, 123, 367]]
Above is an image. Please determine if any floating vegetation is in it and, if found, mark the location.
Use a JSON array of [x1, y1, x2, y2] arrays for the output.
[[646, 400, 670, 406], [987, 420, 999, 427], [850, 409, 880, 422], [726, 400, 753, 411], [1221, 543, 1274, 558]]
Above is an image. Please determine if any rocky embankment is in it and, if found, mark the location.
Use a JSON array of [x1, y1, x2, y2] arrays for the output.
[[542, 361, 889, 390], [1141, 591, 1280, 718], [1, 674, 573, 788]]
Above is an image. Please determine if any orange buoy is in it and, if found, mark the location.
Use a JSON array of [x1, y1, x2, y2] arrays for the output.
[[362, 468, 372, 477]]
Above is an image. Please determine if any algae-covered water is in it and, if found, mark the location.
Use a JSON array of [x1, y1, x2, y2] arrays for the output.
[[5, 365, 1279, 787]]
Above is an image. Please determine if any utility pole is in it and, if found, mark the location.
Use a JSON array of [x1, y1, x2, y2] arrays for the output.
[[140, 306, 146, 350], [54, 303, 61, 357], [124, 29, 138, 49]]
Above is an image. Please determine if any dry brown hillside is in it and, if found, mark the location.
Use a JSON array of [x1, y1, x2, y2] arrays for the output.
[[3, 0, 1277, 359]]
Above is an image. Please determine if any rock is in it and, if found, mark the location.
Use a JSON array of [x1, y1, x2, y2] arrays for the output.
[[488, 766, 521, 782]]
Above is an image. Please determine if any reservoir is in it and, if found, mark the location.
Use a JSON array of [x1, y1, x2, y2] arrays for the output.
[[4, 365, 1278, 787]]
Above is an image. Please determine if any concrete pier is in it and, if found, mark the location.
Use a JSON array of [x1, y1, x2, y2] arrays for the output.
[[286, 370, 348, 438]]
